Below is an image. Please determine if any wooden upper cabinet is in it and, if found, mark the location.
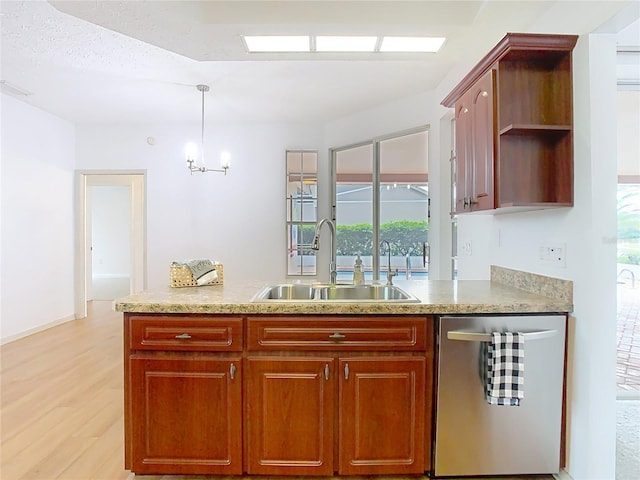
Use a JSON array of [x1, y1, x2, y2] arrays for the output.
[[443, 33, 577, 214], [471, 70, 495, 211], [454, 70, 495, 213], [454, 88, 473, 213]]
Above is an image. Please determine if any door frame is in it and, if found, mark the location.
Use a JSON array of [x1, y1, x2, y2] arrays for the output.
[[74, 170, 146, 319]]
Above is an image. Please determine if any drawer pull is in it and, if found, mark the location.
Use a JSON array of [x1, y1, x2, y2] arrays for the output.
[[174, 333, 192, 340], [230, 363, 236, 380], [324, 364, 329, 381], [344, 363, 350, 380], [329, 332, 346, 341]]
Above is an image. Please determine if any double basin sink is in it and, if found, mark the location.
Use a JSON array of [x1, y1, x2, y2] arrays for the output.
[[252, 283, 420, 303]]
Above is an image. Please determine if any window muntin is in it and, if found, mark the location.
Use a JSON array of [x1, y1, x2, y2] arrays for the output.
[[286, 150, 318, 276]]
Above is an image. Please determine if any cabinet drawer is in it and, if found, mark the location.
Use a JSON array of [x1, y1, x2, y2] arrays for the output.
[[247, 316, 426, 351], [129, 315, 243, 351]]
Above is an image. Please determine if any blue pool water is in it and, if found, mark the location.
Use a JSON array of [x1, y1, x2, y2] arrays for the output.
[[336, 270, 428, 282]]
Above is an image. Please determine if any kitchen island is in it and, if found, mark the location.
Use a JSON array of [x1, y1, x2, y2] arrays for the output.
[[114, 266, 572, 477]]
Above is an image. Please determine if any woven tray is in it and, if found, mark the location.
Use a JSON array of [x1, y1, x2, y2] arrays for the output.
[[170, 262, 224, 287]]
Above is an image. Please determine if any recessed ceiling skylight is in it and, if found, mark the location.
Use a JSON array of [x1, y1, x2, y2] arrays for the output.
[[242, 35, 447, 54], [380, 36, 446, 53], [316, 36, 378, 52], [243, 35, 310, 52]]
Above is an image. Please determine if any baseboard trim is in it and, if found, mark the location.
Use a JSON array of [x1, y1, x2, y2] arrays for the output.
[[555, 468, 574, 480], [617, 390, 640, 401], [1, 314, 76, 345]]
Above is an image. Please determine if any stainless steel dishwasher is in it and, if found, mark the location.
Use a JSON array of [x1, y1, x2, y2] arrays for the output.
[[434, 315, 566, 476]]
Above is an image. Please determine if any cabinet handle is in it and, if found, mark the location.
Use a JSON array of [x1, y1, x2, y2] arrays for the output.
[[344, 363, 350, 380], [324, 364, 329, 381], [175, 333, 192, 340], [230, 363, 236, 380], [481, 90, 488, 97], [329, 332, 346, 341], [464, 197, 478, 209], [448, 329, 557, 342]]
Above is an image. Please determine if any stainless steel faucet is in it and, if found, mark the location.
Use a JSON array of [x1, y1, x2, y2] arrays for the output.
[[312, 218, 337, 284], [379, 240, 398, 285], [405, 254, 412, 280]]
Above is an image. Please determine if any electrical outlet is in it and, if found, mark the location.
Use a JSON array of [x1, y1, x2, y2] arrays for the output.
[[461, 240, 472, 256], [539, 243, 566, 267]]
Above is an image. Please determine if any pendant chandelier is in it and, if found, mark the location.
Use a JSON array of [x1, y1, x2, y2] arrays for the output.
[[185, 84, 230, 175]]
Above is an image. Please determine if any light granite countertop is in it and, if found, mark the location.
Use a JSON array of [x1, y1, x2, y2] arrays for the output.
[[113, 267, 573, 315]]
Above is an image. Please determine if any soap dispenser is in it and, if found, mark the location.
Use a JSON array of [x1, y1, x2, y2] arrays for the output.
[[353, 254, 364, 285]]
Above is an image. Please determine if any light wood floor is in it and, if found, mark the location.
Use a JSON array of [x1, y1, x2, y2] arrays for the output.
[[1, 301, 129, 480], [1, 301, 552, 480]]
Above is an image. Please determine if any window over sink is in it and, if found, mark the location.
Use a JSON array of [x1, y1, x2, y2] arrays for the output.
[[330, 127, 429, 283]]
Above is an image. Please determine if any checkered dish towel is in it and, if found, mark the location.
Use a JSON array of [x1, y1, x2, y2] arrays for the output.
[[485, 332, 524, 406]]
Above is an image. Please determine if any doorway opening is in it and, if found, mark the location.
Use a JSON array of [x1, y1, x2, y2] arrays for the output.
[[90, 185, 131, 299], [75, 172, 146, 318], [616, 88, 640, 396], [616, 179, 640, 395]]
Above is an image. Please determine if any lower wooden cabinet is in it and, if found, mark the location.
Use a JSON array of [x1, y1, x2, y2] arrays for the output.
[[339, 357, 425, 475], [129, 354, 243, 475], [245, 357, 336, 476], [125, 314, 433, 476], [245, 356, 425, 476]]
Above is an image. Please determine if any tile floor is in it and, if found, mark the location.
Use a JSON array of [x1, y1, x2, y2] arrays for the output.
[[617, 277, 640, 392]]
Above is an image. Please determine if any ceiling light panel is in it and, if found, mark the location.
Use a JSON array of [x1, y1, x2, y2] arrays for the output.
[[380, 36, 446, 53], [315, 36, 378, 52], [243, 35, 310, 52]]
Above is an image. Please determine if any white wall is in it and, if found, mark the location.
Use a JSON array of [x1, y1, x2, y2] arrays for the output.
[[75, 122, 323, 287], [0, 94, 76, 342]]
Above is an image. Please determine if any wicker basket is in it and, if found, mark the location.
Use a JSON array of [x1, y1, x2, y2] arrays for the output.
[[170, 262, 224, 287]]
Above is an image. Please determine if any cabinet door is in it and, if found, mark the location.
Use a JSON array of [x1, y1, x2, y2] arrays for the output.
[[470, 69, 495, 211], [129, 355, 242, 475], [245, 357, 335, 476], [338, 357, 425, 475], [454, 94, 473, 213]]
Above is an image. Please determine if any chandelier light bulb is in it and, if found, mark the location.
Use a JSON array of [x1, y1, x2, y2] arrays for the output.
[[185, 142, 198, 163], [220, 151, 231, 169]]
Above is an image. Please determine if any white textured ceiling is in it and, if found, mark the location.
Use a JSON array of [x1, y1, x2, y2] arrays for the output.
[[1, 0, 638, 124]]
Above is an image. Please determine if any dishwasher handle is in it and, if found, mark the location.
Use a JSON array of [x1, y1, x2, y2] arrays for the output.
[[447, 329, 557, 342]]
